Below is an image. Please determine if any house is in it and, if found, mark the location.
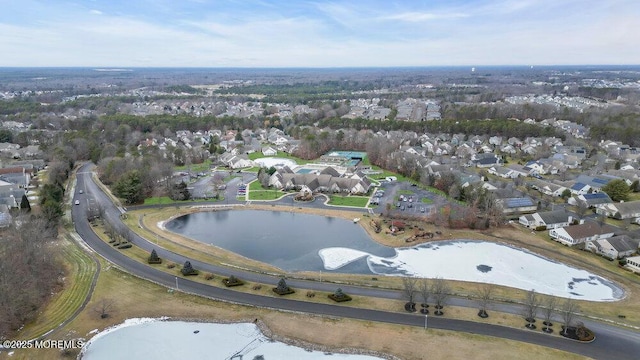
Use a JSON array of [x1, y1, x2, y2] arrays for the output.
[[574, 174, 612, 192], [496, 197, 537, 216], [519, 210, 573, 230], [596, 200, 640, 220], [585, 235, 639, 259], [488, 166, 521, 179], [529, 179, 568, 197], [261, 146, 277, 156], [569, 182, 591, 196], [268, 166, 372, 195], [568, 193, 613, 208], [472, 154, 502, 168], [626, 255, 640, 273], [220, 153, 253, 169], [549, 221, 616, 246]]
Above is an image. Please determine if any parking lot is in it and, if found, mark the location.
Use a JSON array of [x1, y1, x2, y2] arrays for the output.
[[372, 181, 446, 217]]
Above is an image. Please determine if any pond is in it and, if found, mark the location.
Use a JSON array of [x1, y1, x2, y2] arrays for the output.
[[80, 319, 383, 359], [165, 210, 624, 301], [164, 209, 396, 273]]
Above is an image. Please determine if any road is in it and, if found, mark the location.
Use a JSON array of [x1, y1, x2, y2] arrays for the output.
[[72, 163, 639, 359]]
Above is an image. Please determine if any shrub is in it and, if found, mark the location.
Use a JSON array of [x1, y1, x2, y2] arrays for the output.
[[223, 275, 244, 287], [181, 261, 198, 276], [273, 278, 295, 295], [328, 288, 352, 302], [204, 273, 214, 280], [167, 263, 176, 269], [147, 249, 162, 264], [118, 244, 132, 249], [619, 259, 627, 266], [534, 225, 547, 231]]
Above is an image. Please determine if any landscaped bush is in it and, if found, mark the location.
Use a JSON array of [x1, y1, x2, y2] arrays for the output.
[[328, 288, 352, 302], [118, 244, 132, 249], [204, 273, 214, 280], [273, 278, 295, 295], [223, 275, 244, 287], [181, 261, 198, 276], [561, 325, 595, 342], [534, 225, 547, 231], [167, 263, 176, 269], [147, 249, 162, 264]]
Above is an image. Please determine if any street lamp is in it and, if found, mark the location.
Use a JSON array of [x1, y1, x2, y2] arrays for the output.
[[175, 276, 179, 290], [424, 314, 428, 330]]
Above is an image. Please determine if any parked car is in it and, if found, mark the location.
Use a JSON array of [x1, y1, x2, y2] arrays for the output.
[[75, 200, 80, 205], [79, 189, 83, 194], [420, 207, 425, 213]]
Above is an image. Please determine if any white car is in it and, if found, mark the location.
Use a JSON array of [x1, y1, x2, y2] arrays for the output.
[[75, 200, 80, 205]]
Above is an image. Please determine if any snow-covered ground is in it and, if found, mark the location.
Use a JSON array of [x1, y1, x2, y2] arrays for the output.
[[81, 319, 383, 359], [254, 157, 297, 169], [320, 240, 623, 302]]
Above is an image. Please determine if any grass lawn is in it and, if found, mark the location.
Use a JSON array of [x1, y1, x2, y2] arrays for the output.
[[248, 180, 288, 200], [421, 197, 434, 204], [17, 235, 97, 340], [174, 159, 212, 173], [328, 195, 370, 207]]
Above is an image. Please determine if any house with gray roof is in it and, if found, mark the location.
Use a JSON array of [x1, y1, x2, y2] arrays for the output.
[[496, 197, 537, 216], [568, 193, 613, 208], [585, 235, 639, 259], [519, 210, 573, 230], [596, 200, 640, 220], [549, 221, 616, 246]]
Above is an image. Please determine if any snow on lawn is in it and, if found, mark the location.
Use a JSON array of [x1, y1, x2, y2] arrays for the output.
[[320, 240, 623, 302], [319, 247, 371, 270], [254, 157, 297, 169], [81, 320, 383, 360]]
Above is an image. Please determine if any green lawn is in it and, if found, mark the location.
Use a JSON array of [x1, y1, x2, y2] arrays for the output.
[[174, 159, 212, 173], [247, 179, 287, 200], [421, 197, 434, 204], [328, 195, 370, 207]]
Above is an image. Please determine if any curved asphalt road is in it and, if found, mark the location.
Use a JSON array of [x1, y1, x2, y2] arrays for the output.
[[72, 163, 639, 359]]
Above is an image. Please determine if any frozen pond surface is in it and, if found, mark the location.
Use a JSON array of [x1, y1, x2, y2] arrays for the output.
[[166, 211, 623, 301], [321, 240, 624, 301], [81, 319, 383, 360]]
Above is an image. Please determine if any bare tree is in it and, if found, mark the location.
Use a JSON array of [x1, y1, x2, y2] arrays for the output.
[[476, 283, 495, 318], [431, 277, 450, 315], [93, 298, 115, 319], [561, 298, 580, 335], [401, 277, 418, 312], [418, 278, 431, 314], [522, 289, 540, 329], [542, 297, 557, 333]]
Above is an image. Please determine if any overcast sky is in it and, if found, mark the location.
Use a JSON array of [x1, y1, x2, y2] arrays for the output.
[[1, 0, 638, 67]]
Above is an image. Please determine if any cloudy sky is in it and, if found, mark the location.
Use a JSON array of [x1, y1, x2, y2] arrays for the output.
[[1, 0, 638, 67]]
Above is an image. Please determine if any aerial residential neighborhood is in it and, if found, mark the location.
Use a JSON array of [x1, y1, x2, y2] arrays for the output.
[[1, 0, 640, 358]]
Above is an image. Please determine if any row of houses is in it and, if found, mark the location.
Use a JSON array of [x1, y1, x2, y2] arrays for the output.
[[519, 209, 640, 260], [269, 166, 372, 195]]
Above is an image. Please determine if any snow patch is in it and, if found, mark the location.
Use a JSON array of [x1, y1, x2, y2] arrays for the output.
[[318, 247, 373, 270]]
